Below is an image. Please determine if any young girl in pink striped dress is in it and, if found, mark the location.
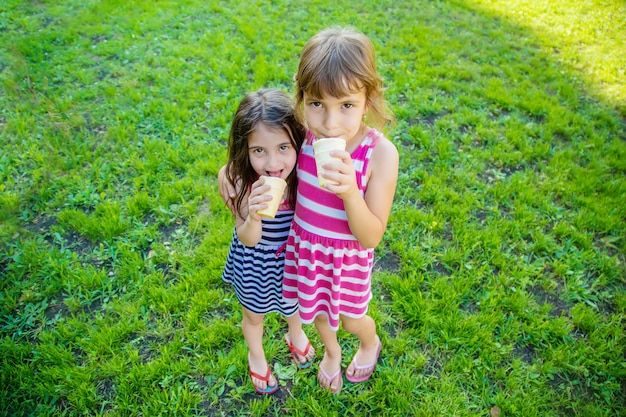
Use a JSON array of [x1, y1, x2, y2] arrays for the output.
[[283, 27, 399, 394]]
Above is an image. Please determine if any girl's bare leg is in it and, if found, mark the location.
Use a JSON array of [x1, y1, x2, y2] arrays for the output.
[[242, 307, 276, 390], [341, 314, 380, 380], [314, 314, 342, 392], [285, 312, 315, 364]]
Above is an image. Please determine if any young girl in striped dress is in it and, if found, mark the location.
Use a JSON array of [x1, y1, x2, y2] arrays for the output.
[[219, 88, 315, 395], [283, 27, 399, 394]]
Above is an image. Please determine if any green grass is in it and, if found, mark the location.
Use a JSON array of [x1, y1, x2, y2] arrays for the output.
[[1, 0, 625, 416]]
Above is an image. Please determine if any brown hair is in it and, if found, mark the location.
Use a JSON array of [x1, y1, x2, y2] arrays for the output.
[[294, 27, 394, 130], [225, 88, 305, 218]]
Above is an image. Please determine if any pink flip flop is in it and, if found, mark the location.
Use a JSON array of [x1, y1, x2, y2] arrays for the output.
[[345, 337, 382, 383], [318, 366, 342, 394]]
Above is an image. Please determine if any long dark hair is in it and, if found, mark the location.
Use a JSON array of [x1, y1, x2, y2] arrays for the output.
[[225, 88, 305, 218]]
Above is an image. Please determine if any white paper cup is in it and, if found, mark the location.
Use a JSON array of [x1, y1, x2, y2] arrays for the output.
[[256, 176, 287, 218], [313, 137, 346, 187]]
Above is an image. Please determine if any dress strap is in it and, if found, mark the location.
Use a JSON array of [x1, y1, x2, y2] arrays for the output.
[[275, 242, 287, 257]]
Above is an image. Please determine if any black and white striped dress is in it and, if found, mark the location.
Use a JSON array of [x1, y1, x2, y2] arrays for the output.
[[221, 209, 297, 316]]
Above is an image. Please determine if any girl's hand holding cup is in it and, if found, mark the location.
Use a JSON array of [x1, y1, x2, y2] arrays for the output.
[[313, 137, 346, 188], [314, 138, 358, 199], [247, 177, 272, 221], [249, 176, 287, 220]]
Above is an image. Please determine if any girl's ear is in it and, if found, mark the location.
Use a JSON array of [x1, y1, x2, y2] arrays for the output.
[[365, 95, 372, 115]]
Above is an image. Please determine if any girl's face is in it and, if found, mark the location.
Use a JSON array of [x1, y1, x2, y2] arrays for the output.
[[303, 88, 368, 144], [247, 122, 297, 180]]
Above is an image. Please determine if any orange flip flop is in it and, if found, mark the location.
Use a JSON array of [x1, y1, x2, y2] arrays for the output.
[[284, 334, 314, 369], [249, 364, 278, 395]]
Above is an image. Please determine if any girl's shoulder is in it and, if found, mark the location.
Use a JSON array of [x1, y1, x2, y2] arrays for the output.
[[365, 128, 396, 150], [364, 128, 384, 145], [368, 129, 398, 164]]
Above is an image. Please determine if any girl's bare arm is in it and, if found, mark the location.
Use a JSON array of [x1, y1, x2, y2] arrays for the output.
[[325, 138, 398, 248]]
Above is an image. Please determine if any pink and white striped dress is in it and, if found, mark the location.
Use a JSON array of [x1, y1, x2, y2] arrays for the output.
[[283, 129, 382, 330]]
